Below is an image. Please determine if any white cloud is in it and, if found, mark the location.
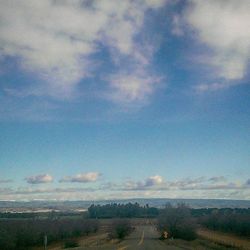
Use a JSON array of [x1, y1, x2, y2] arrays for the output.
[[106, 175, 249, 192], [1, 176, 250, 201], [59, 172, 101, 183], [25, 174, 53, 184], [123, 175, 164, 190], [0, 0, 166, 102], [186, 0, 250, 82], [145, 175, 163, 186]]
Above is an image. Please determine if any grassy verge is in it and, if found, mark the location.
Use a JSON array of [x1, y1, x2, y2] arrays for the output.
[[197, 228, 249, 249]]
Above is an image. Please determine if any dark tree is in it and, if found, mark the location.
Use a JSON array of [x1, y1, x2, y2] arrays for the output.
[[157, 203, 197, 241], [88, 203, 158, 218], [108, 219, 133, 240]]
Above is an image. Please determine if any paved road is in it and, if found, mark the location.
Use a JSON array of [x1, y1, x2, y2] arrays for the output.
[[115, 224, 182, 250], [75, 223, 183, 250]]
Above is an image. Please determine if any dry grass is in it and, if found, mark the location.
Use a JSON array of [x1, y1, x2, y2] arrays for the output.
[[197, 228, 250, 250]]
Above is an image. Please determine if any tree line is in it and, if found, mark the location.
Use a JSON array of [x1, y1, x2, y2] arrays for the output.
[[198, 208, 250, 237], [88, 202, 159, 218]]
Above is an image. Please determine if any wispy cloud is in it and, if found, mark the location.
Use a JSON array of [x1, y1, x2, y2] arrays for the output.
[[245, 179, 250, 186], [0, 0, 166, 104], [13, 187, 96, 195], [104, 175, 249, 192], [106, 70, 162, 106], [194, 82, 232, 93], [25, 174, 53, 184], [0, 187, 98, 201], [59, 172, 101, 183], [171, 14, 184, 36], [0, 179, 12, 184], [1, 176, 249, 201], [209, 176, 227, 183]]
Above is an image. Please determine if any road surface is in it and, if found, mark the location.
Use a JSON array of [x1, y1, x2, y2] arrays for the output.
[[114, 224, 182, 250], [76, 223, 183, 250]]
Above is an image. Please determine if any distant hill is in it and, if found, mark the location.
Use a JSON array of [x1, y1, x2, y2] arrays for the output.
[[0, 198, 249, 212]]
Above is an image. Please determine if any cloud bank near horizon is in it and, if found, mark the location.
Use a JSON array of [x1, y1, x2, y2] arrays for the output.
[[1, 174, 249, 201], [25, 174, 53, 184], [59, 172, 101, 183]]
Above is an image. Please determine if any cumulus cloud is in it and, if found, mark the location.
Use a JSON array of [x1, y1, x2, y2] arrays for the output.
[[123, 175, 164, 190], [145, 175, 163, 186], [186, 0, 250, 88], [25, 174, 53, 184], [0, 0, 166, 102], [59, 172, 101, 183]]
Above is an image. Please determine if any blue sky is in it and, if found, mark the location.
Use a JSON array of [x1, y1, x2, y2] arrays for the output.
[[0, 0, 249, 201]]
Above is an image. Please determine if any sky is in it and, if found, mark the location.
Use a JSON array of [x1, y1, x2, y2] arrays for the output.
[[0, 0, 249, 201]]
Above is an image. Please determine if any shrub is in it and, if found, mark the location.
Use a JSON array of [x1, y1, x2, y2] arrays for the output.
[[64, 239, 79, 248], [0, 229, 16, 250], [109, 219, 133, 240], [158, 203, 197, 241], [200, 210, 250, 237]]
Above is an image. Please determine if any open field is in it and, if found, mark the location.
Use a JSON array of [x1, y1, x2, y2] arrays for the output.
[[197, 228, 250, 250]]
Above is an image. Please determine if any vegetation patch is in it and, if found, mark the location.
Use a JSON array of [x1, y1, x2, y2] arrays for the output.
[[108, 219, 133, 240], [88, 202, 158, 218], [64, 239, 79, 248], [198, 208, 250, 237], [157, 203, 197, 241], [0, 218, 99, 250]]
